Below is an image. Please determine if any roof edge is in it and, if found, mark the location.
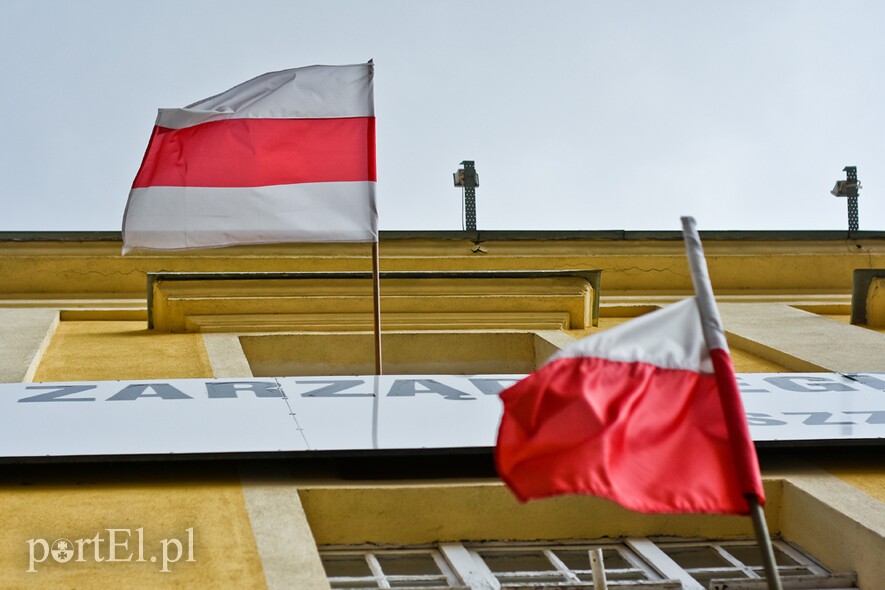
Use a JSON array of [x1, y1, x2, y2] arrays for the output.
[[1, 229, 884, 243]]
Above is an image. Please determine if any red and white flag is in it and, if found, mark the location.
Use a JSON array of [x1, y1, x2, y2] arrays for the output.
[[122, 63, 376, 254], [495, 293, 765, 515]]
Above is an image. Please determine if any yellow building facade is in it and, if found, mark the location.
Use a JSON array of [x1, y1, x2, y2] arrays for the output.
[[2, 229, 885, 589]]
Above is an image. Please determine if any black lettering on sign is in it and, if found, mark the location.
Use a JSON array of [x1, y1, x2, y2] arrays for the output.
[[735, 377, 770, 393], [843, 374, 885, 391], [18, 385, 97, 403], [207, 381, 283, 399], [745, 412, 788, 426], [469, 378, 522, 396], [299, 380, 372, 398], [765, 376, 857, 393], [782, 412, 855, 426], [387, 379, 475, 401], [843, 411, 885, 424], [107, 383, 192, 401]]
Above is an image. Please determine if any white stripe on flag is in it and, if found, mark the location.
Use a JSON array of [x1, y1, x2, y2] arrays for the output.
[[157, 64, 374, 129], [550, 297, 713, 373], [122, 181, 378, 253]]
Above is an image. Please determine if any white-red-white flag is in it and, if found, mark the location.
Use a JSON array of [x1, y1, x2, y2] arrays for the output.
[[122, 63, 376, 254]]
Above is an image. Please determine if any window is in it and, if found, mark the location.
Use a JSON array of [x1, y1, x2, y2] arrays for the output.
[[659, 540, 826, 587], [319, 539, 856, 589], [319, 547, 461, 589], [471, 543, 660, 586]]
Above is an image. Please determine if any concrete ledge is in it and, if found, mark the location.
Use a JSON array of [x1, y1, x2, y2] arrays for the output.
[[203, 334, 254, 378], [148, 270, 601, 332], [772, 464, 885, 589], [240, 476, 331, 590], [720, 303, 885, 372], [0, 309, 59, 382]]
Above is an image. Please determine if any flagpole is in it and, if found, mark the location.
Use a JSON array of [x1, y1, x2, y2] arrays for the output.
[[372, 241, 383, 375], [589, 549, 608, 590], [747, 493, 782, 587], [680, 216, 783, 590]]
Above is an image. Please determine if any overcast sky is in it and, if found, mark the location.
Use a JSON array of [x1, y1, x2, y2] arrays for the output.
[[1, 1, 882, 233]]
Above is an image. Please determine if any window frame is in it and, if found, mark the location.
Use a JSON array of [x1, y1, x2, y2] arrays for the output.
[[320, 546, 463, 589], [318, 537, 854, 590]]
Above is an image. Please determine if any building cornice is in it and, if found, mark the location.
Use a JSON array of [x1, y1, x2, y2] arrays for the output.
[[3, 229, 885, 243]]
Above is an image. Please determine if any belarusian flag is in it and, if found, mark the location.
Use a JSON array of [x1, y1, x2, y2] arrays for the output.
[[122, 63, 376, 253]]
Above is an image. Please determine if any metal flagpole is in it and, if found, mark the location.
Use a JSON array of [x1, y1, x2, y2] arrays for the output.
[[372, 241, 383, 375], [747, 493, 783, 588], [680, 216, 783, 590]]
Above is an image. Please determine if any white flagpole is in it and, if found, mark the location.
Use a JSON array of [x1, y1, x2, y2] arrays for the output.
[[589, 549, 608, 590], [680, 216, 783, 590], [372, 241, 383, 375]]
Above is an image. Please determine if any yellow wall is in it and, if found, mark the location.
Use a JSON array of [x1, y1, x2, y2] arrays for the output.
[[4, 236, 885, 296], [830, 470, 885, 504], [818, 452, 885, 505], [0, 466, 264, 589], [6, 233, 885, 589], [299, 482, 775, 546], [32, 320, 213, 382]]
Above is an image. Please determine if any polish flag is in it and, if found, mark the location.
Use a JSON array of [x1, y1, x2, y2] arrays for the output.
[[122, 63, 376, 254], [495, 295, 765, 514]]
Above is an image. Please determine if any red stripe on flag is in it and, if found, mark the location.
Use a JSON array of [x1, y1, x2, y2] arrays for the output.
[[709, 347, 765, 503], [495, 356, 755, 514], [132, 117, 376, 188]]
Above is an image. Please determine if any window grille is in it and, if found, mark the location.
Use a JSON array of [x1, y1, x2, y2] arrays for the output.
[[319, 538, 856, 590], [657, 540, 824, 587], [470, 543, 660, 586]]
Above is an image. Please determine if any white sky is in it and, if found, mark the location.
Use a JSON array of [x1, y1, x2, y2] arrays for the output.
[[1, 1, 883, 232]]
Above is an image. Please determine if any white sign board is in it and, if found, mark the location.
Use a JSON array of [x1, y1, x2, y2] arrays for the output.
[[1, 373, 884, 459]]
